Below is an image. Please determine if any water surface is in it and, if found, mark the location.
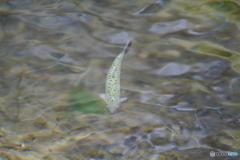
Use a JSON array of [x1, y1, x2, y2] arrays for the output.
[[0, 0, 240, 159]]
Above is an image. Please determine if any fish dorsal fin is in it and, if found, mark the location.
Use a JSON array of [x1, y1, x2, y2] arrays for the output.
[[120, 97, 127, 102], [99, 93, 106, 101], [110, 66, 117, 78]]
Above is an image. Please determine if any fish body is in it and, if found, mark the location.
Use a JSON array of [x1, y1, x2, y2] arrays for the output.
[[100, 41, 131, 114]]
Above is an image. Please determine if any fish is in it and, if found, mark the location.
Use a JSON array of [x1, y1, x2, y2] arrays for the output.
[[99, 41, 132, 114]]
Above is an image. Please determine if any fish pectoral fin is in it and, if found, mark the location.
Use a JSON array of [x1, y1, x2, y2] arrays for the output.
[[99, 93, 106, 101], [120, 97, 127, 102]]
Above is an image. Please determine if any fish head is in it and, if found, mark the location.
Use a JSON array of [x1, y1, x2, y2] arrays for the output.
[[105, 100, 120, 114]]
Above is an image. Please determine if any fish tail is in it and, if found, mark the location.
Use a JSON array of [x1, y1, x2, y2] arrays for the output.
[[123, 40, 132, 54]]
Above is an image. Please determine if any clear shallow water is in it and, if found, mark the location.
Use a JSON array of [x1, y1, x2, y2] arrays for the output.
[[0, 0, 240, 159]]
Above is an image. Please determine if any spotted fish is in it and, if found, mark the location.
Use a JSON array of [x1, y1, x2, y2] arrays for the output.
[[99, 41, 132, 114]]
